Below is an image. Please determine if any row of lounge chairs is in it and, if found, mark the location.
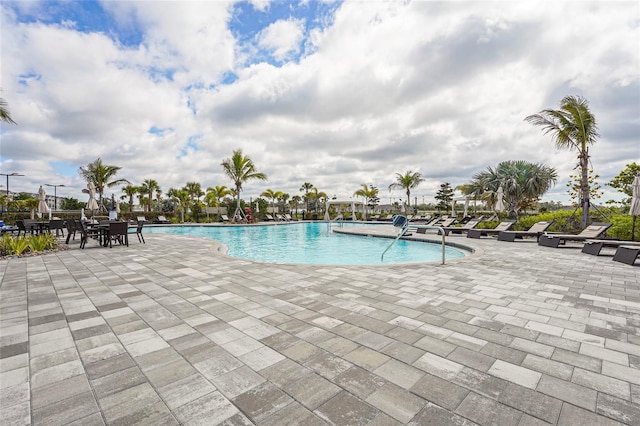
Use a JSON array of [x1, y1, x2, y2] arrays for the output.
[[406, 217, 638, 265]]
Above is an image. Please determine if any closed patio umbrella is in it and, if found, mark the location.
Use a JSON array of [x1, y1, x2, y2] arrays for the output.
[[494, 186, 505, 215], [630, 174, 640, 241], [86, 182, 99, 216], [37, 185, 50, 216]]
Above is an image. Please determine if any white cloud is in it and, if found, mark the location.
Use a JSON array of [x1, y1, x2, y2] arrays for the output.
[[257, 18, 305, 62], [1, 0, 638, 206]]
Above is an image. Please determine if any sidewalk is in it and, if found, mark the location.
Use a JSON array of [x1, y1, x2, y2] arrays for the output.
[[1, 229, 639, 425]]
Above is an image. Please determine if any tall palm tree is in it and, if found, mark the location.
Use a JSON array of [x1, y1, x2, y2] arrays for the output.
[[138, 179, 161, 212], [389, 171, 424, 210], [299, 182, 314, 214], [525, 95, 598, 227], [0, 96, 16, 124], [121, 185, 139, 212], [79, 158, 130, 211], [221, 149, 267, 221]]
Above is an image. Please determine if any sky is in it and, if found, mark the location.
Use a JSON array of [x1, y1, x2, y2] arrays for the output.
[[1, 0, 639, 207]]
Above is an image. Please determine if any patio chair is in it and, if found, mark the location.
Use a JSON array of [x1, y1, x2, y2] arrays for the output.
[[65, 219, 78, 244], [467, 220, 516, 239], [16, 220, 27, 237], [581, 239, 640, 256], [108, 221, 129, 248], [128, 221, 145, 244], [497, 221, 554, 242], [538, 222, 612, 248], [48, 219, 65, 237], [77, 220, 101, 249]]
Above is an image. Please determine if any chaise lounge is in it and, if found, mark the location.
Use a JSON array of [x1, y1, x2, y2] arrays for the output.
[[441, 218, 483, 236], [582, 239, 640, 256], [538, 222, 612, 248], [467, 220, 516, 239], [612, 245, 640, 265], [497, 221, 554, 242]]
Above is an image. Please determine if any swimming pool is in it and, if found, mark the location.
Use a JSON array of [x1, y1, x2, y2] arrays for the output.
[[144, 222, 466, 265]]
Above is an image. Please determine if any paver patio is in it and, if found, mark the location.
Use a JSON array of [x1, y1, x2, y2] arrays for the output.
[[1, 225, 639, 425]]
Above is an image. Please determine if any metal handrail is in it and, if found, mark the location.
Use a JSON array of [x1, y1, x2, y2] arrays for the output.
[[381, 225, 446, 264]]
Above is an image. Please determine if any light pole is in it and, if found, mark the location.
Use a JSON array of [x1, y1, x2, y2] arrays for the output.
[[45, 184, 65, 211], [1, 172, 25, 213]]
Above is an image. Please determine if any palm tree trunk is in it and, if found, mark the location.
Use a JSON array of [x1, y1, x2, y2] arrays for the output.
[[580, 150, 590, 228]]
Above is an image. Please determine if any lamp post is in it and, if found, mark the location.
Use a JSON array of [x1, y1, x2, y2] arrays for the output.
[[1, 172, 25, 213], [45, 184, 65, 211]]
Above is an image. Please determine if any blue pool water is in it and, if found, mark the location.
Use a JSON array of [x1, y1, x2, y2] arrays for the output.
[[144, 222, 466, 265]]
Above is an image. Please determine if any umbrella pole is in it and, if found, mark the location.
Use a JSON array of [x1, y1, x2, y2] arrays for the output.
[[633, 216, 637, 242]]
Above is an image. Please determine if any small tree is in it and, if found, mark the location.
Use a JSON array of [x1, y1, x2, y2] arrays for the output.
[[608, 162, 640, 206], [435, 182, 454, 212]]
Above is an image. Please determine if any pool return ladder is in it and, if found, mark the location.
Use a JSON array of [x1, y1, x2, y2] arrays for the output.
[[381, 215, 447, 265]]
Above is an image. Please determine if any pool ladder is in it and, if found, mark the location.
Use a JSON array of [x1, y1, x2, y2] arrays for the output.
[[381, 225, 447, 265]]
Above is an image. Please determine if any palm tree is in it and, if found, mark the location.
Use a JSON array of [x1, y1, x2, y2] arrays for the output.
[[471, 160, 557, 218], [139, 179, 161, 212], [525, 95, 598, 227], [353, 184, 379, 220], [205, 185, 232, 218], [279, 192, 290, 214], [291, 195, 302, 217], [167, 187, 190, 223], [221, 149, 267, 221], [299, 182, 314, 214], [79, 158, 130, 211], [389, 171, 424, 210], [0, 96, 16, 124], [261, 189, 282, 216], [121, 185, 138, 212]]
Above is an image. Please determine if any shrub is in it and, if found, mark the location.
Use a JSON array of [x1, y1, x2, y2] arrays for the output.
[[28, 233, 57, 252], [1, 235, 30, 255]]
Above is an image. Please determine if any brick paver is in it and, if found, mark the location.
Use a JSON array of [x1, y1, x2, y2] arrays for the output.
[[1, 224, 639, 425]]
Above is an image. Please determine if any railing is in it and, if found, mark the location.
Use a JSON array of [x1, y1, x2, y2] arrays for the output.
[[326, 215, 345, 232], [381, 225, 447, 264]]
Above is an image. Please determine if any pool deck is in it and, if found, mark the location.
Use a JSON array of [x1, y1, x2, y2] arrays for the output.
[[1, 224, 639, 425]]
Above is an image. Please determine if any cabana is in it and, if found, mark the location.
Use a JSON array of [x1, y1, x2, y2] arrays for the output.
[[324, 200, 365, 221]]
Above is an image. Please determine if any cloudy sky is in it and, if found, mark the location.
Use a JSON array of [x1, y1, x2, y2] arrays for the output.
[[1, 0, 639, 206]]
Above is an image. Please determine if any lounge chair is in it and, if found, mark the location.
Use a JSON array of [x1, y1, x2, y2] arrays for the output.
[[497, 221, 554, 242], [613, 245, 640, 265], [155, 215, 170, 224], [467, 220, 516, 239], [538, 222, 612, 248], [265, 214, 275, 221], [581, 239, 640, 256], [441, 218, 483, 236], [284, 213, 297, 221], [137, 216, 148, 223], [220, 214, 230, 222]]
